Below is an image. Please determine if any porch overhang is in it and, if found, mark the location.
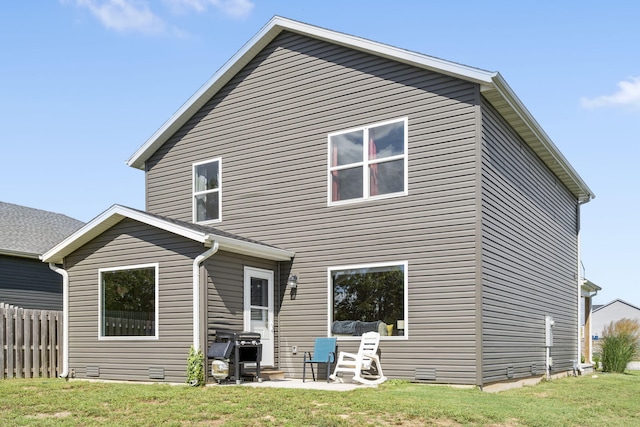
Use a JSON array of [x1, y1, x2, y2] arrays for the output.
[[41, 204, 294, 264]]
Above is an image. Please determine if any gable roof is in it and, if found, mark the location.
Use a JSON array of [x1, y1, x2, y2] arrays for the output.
[[0, 201, 84, 259], [593, 298, 640, 313], [41, 205, 295, 264], [126, 16, 594, 203]]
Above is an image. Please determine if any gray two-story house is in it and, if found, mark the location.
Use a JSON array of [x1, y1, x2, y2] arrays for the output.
[[43, 16, 594, 388]]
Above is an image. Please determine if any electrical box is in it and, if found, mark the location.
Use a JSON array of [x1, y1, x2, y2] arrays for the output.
[[545, 315, 555, 347]]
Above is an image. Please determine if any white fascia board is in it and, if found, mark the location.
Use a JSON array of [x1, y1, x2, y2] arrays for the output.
[[275, 17, 496, 85], [126, 16, 496, 170], [215, 234, 294, 262], [41, 205, 211, 264], [488, 74, 595, 203], [41, 204, 293, 264]]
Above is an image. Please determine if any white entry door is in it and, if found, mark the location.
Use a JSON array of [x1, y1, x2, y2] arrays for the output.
[[244, 267, 274, 367]]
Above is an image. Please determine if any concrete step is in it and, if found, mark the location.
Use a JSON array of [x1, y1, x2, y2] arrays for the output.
[[259, 369, 285, 381]]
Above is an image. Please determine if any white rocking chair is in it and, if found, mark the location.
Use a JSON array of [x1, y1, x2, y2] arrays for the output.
[[330, 331, 387, 385]]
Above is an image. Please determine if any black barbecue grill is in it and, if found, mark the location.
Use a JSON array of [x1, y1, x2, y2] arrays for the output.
[[207, 329, 262, 384]]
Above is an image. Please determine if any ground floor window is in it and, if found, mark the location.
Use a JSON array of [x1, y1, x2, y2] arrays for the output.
[[99, 263, 158, 339], [329, 261, 407, 338]]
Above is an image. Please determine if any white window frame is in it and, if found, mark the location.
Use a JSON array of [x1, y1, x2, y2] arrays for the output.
[[98, 263, 159, 341], [327, 260, 409, 340], [327, 117, 408, 206], [192, 157, 222, 224]]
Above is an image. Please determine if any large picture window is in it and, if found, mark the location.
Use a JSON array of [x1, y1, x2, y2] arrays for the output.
[[193, 158, 221, 223], [99, 264, 158, 339], [328, 118, 407, 204], [329, 262, 407, 338]]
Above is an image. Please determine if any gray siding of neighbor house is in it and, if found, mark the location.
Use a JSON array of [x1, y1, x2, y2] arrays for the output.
[[64, 218, 206, 383], [145, 31, 481, 384], [480, 98, 579, 385], [0, 255, 63, 310]]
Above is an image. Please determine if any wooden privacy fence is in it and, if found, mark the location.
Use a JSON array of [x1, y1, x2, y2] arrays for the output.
[[0, 303, 63, 379]]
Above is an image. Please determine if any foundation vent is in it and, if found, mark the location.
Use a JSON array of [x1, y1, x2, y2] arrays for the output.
[[86, 366, 100, 378], [415, 368, 436, 382], [149, 367, 165, 380]]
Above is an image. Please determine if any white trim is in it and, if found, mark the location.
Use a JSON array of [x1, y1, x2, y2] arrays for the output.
[[192, 157, 222, 224], [244, 266, 275, 366], [98, 263, 159, 341], [41, 204, 294, 264], [327, 260, 409, 340], [125, 16, 592, 203], [327, 117, 408, 206]]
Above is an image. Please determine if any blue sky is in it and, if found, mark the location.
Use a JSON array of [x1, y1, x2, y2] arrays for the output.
[[1, 1, 638, 306]]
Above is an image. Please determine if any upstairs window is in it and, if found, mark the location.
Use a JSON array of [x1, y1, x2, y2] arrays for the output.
[[193, 158, 221, 223], [328, 118, 407, 204]]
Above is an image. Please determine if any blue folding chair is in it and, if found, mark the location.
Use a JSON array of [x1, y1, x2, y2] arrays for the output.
[[303, 337, 337, 382]]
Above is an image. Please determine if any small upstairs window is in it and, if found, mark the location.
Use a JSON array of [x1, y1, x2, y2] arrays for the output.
[[328, 118, 407, 204], [193, 158, 221, 223]]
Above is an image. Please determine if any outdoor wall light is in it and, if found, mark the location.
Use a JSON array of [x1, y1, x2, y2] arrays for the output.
[[287, 274, 298, 289]]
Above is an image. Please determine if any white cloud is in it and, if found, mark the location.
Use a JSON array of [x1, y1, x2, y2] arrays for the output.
[[581, 76, 640, 110], [166, 0, 254, 18], [73, 0, 166, 34]]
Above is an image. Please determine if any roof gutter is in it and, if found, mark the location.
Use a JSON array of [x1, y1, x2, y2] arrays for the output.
[[48, 263, 69, 379], [193, 238, 219, 352]]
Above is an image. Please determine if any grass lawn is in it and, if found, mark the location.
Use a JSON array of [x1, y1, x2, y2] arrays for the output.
[[2, 372, 639, 426]]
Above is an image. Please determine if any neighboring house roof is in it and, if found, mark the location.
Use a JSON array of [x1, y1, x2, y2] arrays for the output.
[[593, 298, 640, 313], [41, 205, 295, 264], [126, 15, 594, 203], [0, 201, 84, 259]]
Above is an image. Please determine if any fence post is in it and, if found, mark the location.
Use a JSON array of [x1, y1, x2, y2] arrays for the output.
[[0, 307, 5, 378], [16, 308, 24, 378], [7, 307, 14, 378], [33, 310, 40, 378]]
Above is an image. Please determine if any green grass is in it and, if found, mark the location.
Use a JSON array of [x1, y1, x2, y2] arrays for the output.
[[2, 372, 640, 426]]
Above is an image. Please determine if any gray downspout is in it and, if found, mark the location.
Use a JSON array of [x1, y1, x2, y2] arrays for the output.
[[193, 240, 219, 352], [49, 263, 69, 379]]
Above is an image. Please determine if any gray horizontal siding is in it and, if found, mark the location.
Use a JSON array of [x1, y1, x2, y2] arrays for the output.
[[65, 218, 206, 383], [0, 255, 63, 310], [480, 97, 578, 385], [145, 31, 480, 384], [204, 252, 277, 371]]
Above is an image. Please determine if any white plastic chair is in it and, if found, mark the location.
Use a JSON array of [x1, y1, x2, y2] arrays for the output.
[[329, 331, 387, 385]]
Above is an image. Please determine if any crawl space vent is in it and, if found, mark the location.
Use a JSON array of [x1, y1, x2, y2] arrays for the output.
[[414, 368, 436, 382]]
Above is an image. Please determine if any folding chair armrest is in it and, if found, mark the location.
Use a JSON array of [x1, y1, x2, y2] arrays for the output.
[[328, 351, 336, 363], [303, 351, 312, 362]]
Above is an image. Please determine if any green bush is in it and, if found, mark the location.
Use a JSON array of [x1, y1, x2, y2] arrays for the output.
[[601, 318, 640, 373], [593, 353, 601, 370], [186, 345, 205, 386]]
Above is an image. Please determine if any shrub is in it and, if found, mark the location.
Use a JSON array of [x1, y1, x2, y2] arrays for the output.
[[593, 353, 601, 370], [187, 345, 205, 386], [601, 318, 640, 373]]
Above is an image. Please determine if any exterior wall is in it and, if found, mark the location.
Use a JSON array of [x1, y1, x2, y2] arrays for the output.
[[204, 253, 278, 366], [64, 218, 205, 383], [0, 254, 63, 310], [145, 32, 480, 384], [592, 300, 640, 339], [480, 98, 579, 384]]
